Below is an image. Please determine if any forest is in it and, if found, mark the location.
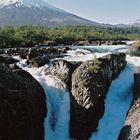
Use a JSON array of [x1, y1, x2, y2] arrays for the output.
[[0, 25, 140, 48]]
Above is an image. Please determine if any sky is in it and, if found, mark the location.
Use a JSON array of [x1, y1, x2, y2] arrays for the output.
[[46, 0, 140, 25]]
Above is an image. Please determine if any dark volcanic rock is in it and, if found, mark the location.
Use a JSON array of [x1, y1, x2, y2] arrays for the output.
[[0, 64, 46, 140], [27, 48, 41, 60], [46, 60, 81, 90], [118, 72, 140, 140], [22, 47, 66, 61], [30, 56, 50, 68], [0, 55, 19, 64], [111, 40, 127, 45], [4, 56, 19, 64], [18, 48, 29, 59], [4, 48, 29, 59], [70, 53, 126, 140], [37, 47, 59, 54], [1, 46, 69, 62]]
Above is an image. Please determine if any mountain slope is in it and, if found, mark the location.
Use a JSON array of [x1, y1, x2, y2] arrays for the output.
[[0, 0, 99, 26], [130, 19, 140, 27]]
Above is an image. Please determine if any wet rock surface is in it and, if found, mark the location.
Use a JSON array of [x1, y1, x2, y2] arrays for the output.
[[30, 55, 50, 68], [70, 53, 126, 140], [0, 64, 47, 140], [0, 47, 70, 67], [0, 55, 19, 64], [46, 59, 81, 91]]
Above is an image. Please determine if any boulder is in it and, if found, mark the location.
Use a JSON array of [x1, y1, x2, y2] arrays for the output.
[[27, 48, 41, 60], [46, 60, 81, 91], [111, 40, 127, 45], [73, 41, 90, 46], [30, 56, 50, 68], [0, 55, 19, 65], [37, 47, 59, 54], [18, 48, 29, 59], [5, 48, 16, 55], [70, 53, 126, 140], [127, 41, 140, 56], [45, 41, 57, 46], [4, 56, 19, 64], [0, 64, 47, 140], [118, 71, 140, 140]]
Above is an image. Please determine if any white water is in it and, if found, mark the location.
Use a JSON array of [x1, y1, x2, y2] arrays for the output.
[[90, 63, 133, 140], [90, 55, 140, 140], [63, 45, 129, 62], [63, 44, 140, 140], [15, 43, 140, 140], [16, 59, 70, 140]]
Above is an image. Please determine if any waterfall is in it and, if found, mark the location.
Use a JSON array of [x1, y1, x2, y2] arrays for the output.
[[90, 55, 140, 140], [90, 63, 133, 140], [15, 44, 140, 140], [42, 75, 70, 140], [16, 60, 70, 140]]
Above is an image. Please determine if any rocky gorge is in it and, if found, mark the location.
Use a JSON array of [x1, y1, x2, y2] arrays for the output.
[[0, 42, 140, 140], [118, 70, 140, 140], [70, 53, 126, 139]]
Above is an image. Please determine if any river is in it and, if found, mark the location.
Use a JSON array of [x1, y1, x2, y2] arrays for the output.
[[16, 43, 140, 140]]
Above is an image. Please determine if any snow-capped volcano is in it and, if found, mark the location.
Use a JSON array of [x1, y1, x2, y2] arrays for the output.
[[129, 19, 140, 27], [0, 0, 98, 26], [0, 0, 66, 13], [0, 0, 58, 9]]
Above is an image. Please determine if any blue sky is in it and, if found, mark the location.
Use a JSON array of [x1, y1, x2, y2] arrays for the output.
[[46, 0, 140, 24]]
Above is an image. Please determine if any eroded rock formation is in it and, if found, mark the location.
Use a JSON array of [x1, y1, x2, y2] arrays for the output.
[[127, 41, 140, 56], [0, 64, 47, 140], [45, 60, 81, 91], [70, 53, 126, 140]]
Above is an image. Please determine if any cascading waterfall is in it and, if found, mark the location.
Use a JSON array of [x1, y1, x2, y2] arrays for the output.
[[42, 76, 70, 140], [90, 63, 133, 140], [90, 55, 140, 140], [17, 60, 70, 140], [15, 44, 140, 140]]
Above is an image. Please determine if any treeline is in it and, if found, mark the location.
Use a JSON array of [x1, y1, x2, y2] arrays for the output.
[[0, 25, 140, 48]]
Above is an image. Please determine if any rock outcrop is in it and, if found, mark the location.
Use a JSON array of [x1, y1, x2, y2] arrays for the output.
[[70, 53, 126, 140], [45, 41, 57, 46], [0, 64, 47, 140], [118, 71, 140, 140], [30, 56, 50, 68], [0, 47, 70, 68], [0, 55, 19, 64], [3, 47, 69, 57], [127, 41, 140, 56], [46, 60, 81, 90]]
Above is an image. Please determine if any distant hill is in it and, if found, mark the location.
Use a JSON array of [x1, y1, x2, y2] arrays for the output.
[[0, 0, 99, 27]]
